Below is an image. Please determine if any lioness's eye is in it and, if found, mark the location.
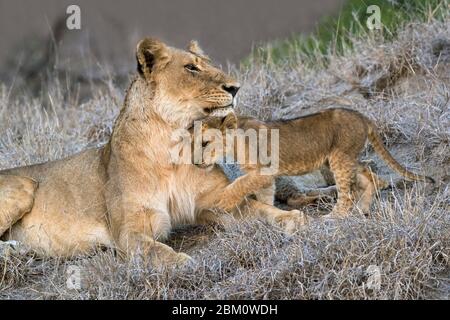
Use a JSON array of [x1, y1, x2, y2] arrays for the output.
[[185, 64, 200, 73]]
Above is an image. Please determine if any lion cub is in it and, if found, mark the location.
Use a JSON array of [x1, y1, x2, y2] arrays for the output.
[[193, 117, 388, 213], [196, 108, 433, 217]]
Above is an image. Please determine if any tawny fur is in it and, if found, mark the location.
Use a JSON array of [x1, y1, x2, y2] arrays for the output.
[[199, 110, 433, 217], [0, 39, 304, 264]]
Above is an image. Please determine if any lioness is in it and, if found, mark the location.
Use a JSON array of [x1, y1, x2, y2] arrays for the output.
[[196, 110, 433, 217], [0, 39, 303, 264]]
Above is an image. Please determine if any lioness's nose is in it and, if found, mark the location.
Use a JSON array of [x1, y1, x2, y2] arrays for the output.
[[222, 84, 240, 97]]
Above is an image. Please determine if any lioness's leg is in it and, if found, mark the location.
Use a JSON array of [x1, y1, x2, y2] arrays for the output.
[[320, 164, 336, 185], [0, 175, 38, 236], [354, 167, 389, 214], [195, 209, 234, 226], [255, 182, 275, 205], [117, 208, 190, 266], [196, 169, 305, 233], [328, 154, 357, 217], [245, 199, 306, 234], [215, 173, 274, 211]]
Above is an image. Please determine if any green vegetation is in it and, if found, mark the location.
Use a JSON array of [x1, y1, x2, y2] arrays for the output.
[[248, 0, 448, 65]]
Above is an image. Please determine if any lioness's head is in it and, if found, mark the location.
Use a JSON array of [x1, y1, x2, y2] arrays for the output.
[[136, 38, 240, 127]]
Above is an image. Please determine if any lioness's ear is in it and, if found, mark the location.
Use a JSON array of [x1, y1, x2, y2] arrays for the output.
[[136, 38, 170, 78], [188, 40, 210, 60]]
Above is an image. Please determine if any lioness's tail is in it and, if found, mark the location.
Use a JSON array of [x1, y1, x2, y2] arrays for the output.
[[366, 121, 434, 183]]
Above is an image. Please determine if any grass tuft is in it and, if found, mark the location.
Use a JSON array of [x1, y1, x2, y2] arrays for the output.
[[247, 0, 448, 65]]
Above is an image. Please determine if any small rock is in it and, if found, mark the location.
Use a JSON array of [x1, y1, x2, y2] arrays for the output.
[[0, 240, 29, 257]]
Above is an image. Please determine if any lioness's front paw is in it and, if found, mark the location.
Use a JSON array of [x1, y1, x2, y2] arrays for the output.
[[148, 251, 193, 268], [274, 210, 307, 234], [174, 252, 193, 267]]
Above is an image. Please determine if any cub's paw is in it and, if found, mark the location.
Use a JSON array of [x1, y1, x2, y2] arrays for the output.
[[321, 208, 348, 221]]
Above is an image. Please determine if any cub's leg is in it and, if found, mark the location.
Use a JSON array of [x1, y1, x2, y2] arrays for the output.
[[0, 175, 38, 236], [354, 171, 375, 214], [318, 161, 389, 214], [116, 207, 190, 266], [328, 154, 357, 217], [274, 176, 335, 207], [196, 199, 306, 234], [287, 186, 337, 207], [320, 164, 336, 185], [353, 166, 389, 214]]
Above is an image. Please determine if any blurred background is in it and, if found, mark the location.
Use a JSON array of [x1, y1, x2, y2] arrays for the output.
[[0, 0, 345, 64], [0, 0, 441, 100], [0, 0, 345, 96]]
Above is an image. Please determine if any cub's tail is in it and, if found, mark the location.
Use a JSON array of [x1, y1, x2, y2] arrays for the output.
[[366, 121, 435, 183]]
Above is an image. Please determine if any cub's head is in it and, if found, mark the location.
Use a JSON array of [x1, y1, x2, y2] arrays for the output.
[[136, 38, 240, 127], [188, 113, 238, 168]]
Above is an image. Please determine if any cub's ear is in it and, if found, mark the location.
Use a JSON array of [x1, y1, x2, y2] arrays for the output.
[[187, 40, 210, 60], [222, 113, 238, 130], [136, 38, 170, 78]]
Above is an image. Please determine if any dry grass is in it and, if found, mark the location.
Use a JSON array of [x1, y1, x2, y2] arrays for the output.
[[0, 14, 449, 299]]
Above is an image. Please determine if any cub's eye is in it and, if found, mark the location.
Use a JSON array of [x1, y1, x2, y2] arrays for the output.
[[184, 64, 200, 73]]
